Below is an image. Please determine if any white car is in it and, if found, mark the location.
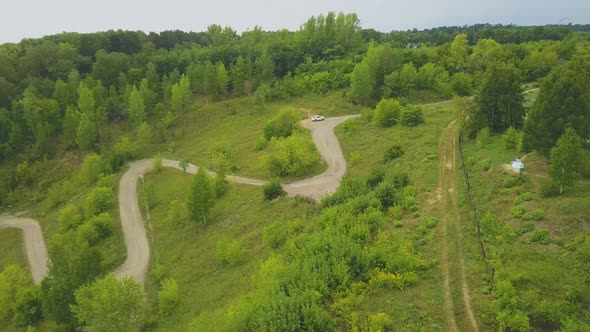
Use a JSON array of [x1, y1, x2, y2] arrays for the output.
[[311, 115, 326, 122]]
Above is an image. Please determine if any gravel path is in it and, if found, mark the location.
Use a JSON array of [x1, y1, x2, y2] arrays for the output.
[[1, 114, 358, 285]]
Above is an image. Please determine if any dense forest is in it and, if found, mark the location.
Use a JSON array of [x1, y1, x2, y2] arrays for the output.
[[1, 11, 590, 332]]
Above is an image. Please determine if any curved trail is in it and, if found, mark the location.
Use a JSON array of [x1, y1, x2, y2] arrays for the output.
[[0, 114, 359, 285]]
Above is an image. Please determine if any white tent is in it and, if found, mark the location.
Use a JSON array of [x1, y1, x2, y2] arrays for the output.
[[511, 158, 524, 170]]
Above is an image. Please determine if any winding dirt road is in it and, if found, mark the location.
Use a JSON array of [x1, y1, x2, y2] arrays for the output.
[[0, 114, 358, 285]]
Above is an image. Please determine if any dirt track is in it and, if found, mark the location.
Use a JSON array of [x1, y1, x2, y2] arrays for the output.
[[437, 120, 479, 331], [1, 114, 358, 285], [0, 215, 48, 283]]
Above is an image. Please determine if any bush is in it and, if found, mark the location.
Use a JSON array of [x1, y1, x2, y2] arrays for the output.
[[504, 127, 522, 150], [393, 220, 404, 228], [421, 217, 438, 229], [451, 72, 473, 96], [503, 175, 523, 188], [153, 153, 163, 173], [216, 240, 244, 266], [58, 204, 82, 231], [531, 229, 550, 244], [253, 136, 268, 151], [476, 127, 490, 147], [158, 278, 179, 316], [382, 145, 404, 162], [373, 99, 403, 127], [85, 186, 113, 216], [512, 205, 526, 219], [519, 222, 535, 234], [88, 213, 114, 239], [399, 106, 424, 126], [263, 220, 288, 248], [77, 223, 99, 245], [341, 118, 359, 136], [265, 134, 321, 177], [542, 181, 560, 197], [367, 166, 387, 188], [263, 178, 286, 201], [532, 209, 545, 221], [263, 107, 300, 141], [481, 159, 492, 171], [12, 286, 42, 326]]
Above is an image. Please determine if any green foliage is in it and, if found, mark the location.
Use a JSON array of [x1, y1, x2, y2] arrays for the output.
[[166, 199, 185, 225], [12, 285, 42, 326], [399, 105, 424, 126], [476, 62, 524, 132], [450, 72, 473, 96], [502, 175, 523, 188], [137, 122, 152, 145], [263, 107, 300, 141], [186, 167, 216, 224], [372, 98, 402, 127], [58, 204, 82, 231], [263, 177, 285, 201], [0, 265, 31, 320], [170, 74, 192, 113], [158, 278, 179, 316], [549, 128, 584, 195], [152, 153, 163, 173], [179, 159, 189, 173], [512, 205, 526, 219], [503, 127, 522, 150], [531, 209, 545, 221], [128, 86, 146, 125], [216, 240, 244, 266], [350, 62, 373, 105], [531, 229, 550, 244], [476, 127, 490, 147], [382, 145, 404, 163], [85, 186, 113, 216], [263, 220, 289, 248], [265, 133, 321, 177], [72, 275, 147, 332], [87, 213, 114, 239]]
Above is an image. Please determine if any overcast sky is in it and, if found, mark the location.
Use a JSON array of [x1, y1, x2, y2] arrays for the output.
[[2, 0, 589, 43]]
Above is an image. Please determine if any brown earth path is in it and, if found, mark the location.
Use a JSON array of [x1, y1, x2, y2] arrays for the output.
[[438, 120, 479, 331]]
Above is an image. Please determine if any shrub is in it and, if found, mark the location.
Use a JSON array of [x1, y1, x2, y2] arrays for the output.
[[532, 209, 545, 221], [531, 229, 550, 244], [504, 127, 522, 150], [85, 186, 113, 216], [476, 127, 490, 147], [382, 145, 404, 163], [503, 175, 523, 188], [12, 286, 42, 326], [153, 153, 163, 173], [58, 204, 82, 231], [481, 159, 492, 171], [399, 106, 424, 126], [519, 222, 535, 234], [265, 134, 320, 177], [158, 278, 179, 316], [216, 240, 244, 266], [373, 99, 403, 128], [341, 118, 359, 136], [88, 213, 114, 239], [542, 181, 560, 197], [263, 107, 300, 141], [421, 217, 438, 229], [253, 137, 268, 151], [512, 205, 526, 219], [263, 220, 288, 248], [393, 220, 404, 228], [263, 178, 286, 201], [367, 166, 387, 188], [77, 223, 99, 245]]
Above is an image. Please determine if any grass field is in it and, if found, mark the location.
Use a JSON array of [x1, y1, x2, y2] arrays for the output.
[[140, 168, 315, 330], [0, 228, 26, 271], [459, 133, 590, 330], [157, 92, 358, 179]]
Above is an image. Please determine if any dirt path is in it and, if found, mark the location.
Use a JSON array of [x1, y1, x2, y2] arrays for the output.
[[0, 215, 48, 283], [438, 120, 479, 331], [2, 114, 357, 285]]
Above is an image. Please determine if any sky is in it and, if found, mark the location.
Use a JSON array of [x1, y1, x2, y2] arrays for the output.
[[1, 0, 589, 43]]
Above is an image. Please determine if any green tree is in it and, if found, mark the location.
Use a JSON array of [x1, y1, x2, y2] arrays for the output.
[[85, 186, 113, 216], [399, 63, 417, 94], [41, 233, 102, 326], [255, 50, 275, 84], [477, 62, 524, 132], [137, 122, 152, 145], [373, 98, 403, 128], [450, 33, 469, 72], [216, 62, 229, 97], [170, 74, 191, 113], [549, 129, 583, 195], [158, 278, 179, 316], [231, 56, 251, 95], [58, 204, 83, 230], [62, 106, 80, 148], [128, 86, 145, 125], [0, 265, 31, 319], [72, 275, 147, 332], [179, 159, 189, 173], [263, 107, 300, 140], [350, 62, 373, 105], [523, 57, 590, 153], [187, 167, 215, 224], [76, 112, 97, 150], [13, 285, 42, 326]]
